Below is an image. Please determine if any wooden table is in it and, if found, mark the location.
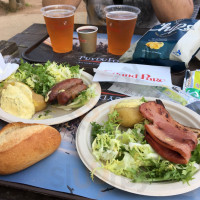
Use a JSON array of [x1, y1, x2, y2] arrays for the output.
[[0, 23, 200, 200]]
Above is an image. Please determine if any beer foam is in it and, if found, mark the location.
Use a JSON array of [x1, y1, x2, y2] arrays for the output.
[[106, 11, 137, 20], [44, 9, 74, 18]]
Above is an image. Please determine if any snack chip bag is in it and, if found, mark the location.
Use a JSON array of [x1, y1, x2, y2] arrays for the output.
[[119, 19, 200, 72]]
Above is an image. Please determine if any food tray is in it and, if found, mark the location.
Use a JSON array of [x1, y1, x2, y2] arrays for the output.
[[21, 32, 121, 75]]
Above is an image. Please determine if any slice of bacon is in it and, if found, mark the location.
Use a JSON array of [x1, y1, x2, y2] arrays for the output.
[[140, 101, 198, 164], [145, 133, 189, 164]]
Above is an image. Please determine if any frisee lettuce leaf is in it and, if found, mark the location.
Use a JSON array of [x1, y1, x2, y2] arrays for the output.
[[91, 110, 120, 139], [191, 143, 200, 164]]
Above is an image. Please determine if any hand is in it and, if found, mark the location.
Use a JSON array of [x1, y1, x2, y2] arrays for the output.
[[151, 0, 194, 22]]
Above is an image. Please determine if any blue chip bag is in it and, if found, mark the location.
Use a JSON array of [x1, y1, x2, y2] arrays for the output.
[[119, 19, 200, 72]]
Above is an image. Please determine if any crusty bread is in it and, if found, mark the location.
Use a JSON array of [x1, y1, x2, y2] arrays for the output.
[[0, 122, 61, 175]]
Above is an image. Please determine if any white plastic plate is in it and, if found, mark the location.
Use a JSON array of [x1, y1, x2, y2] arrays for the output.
[[0, 71, 101, 125], [76, 97, 200, 196]]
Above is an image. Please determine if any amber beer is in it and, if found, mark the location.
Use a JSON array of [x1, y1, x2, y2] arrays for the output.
[[41, 5, 75, 53], [105, 5, 140, 55]]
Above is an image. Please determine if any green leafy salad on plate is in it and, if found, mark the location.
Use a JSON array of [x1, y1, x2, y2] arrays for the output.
[[0, 60, 98, 121], [91, 98, 200, 183]]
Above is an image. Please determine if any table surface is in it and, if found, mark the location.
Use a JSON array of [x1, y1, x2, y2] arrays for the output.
[[6, 23, 200, 87], [0, 23, 200, 200], [1, 23, 96, 200]]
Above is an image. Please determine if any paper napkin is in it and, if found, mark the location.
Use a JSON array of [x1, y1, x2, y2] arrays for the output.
[[0, 53, 19, 82], [93, 62, 172, 87]]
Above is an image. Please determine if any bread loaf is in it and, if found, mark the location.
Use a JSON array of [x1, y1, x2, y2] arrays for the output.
[[0, 122, 61, 175]]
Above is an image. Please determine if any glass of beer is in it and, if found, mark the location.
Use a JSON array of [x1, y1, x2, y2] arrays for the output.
[[41, 5, 76, 53], [104, 5, 140, 55]]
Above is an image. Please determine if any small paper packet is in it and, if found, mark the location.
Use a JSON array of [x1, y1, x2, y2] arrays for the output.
[[108, 82, 197, 106], [93, 62, 172, 88], [183, 69, 200, 99]]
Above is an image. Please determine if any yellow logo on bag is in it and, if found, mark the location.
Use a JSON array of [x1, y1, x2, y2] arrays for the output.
[[146, 42, 164, 49]]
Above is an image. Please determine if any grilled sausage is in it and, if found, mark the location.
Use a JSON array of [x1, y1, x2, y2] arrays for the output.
[[48, 78, 83, 103], [57, 83, 87, 105]]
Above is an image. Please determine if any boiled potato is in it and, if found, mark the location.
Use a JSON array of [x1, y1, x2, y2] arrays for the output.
[[32, 92, 47, 112], [113, 99, 144, 128]]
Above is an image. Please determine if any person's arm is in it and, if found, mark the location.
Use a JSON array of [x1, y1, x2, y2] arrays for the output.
[[42, 0, 82, 8], [151, 0, 194, 22]]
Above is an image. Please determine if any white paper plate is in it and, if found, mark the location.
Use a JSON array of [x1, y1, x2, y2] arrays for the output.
[[0, 72, 101, 125], [76, 97, 200, 196], [196, 50, 200, 60]]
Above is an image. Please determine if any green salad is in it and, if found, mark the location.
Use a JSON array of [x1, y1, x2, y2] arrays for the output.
[[0, 60, 96, 110], [91, 109, 200, 183]]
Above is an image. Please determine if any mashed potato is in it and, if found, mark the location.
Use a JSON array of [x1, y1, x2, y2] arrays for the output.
[[0, 82, 35, 119]]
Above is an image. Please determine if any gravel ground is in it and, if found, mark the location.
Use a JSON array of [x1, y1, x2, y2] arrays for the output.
[[0, 0, 87, 40]]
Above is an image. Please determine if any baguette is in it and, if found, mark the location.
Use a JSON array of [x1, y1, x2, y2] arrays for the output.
[[0, 122, 61, 175]]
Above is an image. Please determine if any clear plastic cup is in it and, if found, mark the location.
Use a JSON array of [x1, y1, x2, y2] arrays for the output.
[[104, 5, 140, 55], [41, 5, 76, 53]]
